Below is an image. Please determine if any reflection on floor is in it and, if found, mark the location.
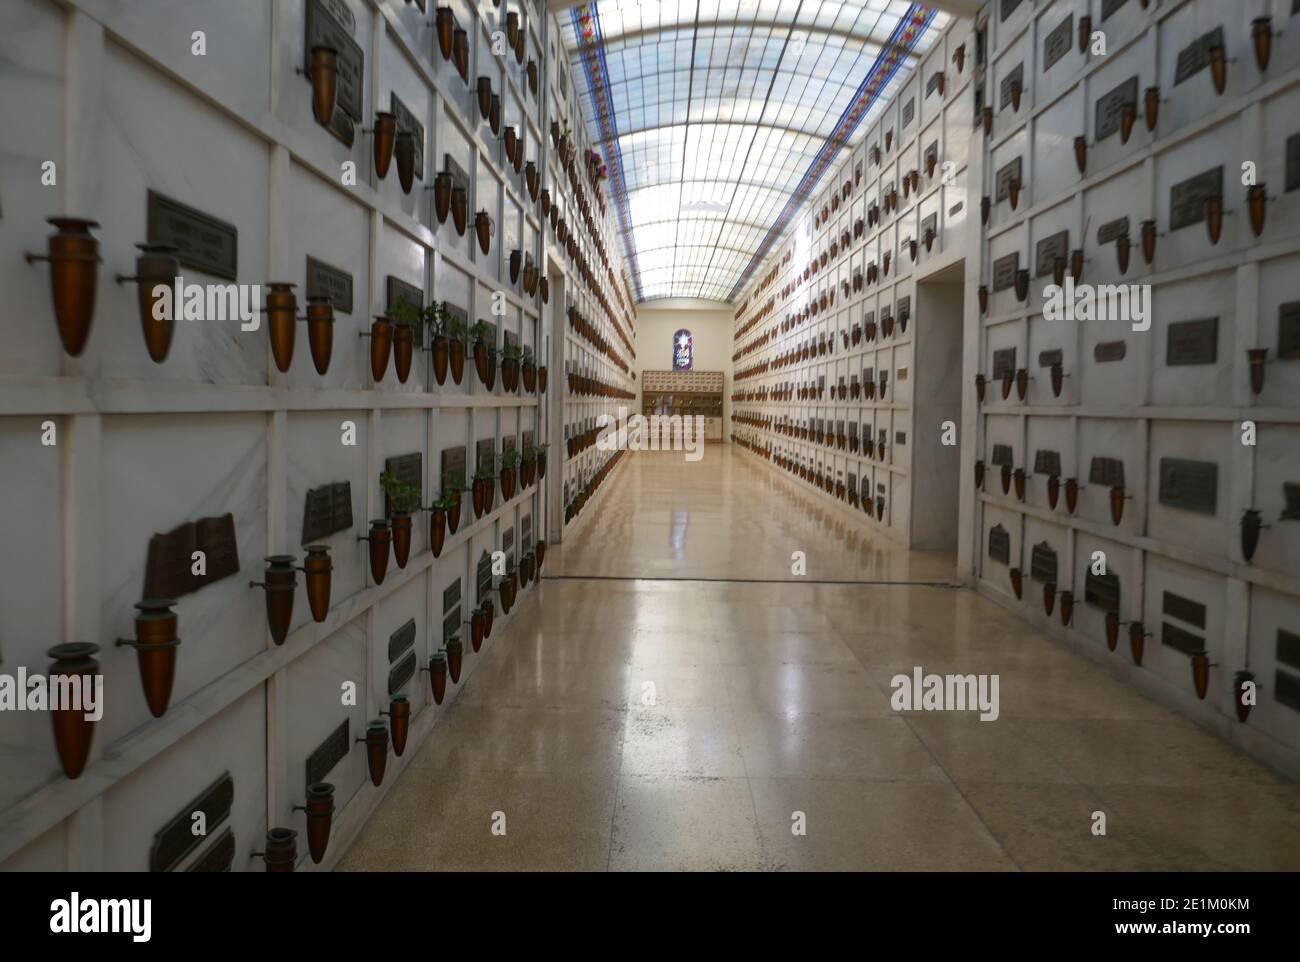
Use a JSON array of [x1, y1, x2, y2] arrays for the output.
[[340, 448, 1300, 871]]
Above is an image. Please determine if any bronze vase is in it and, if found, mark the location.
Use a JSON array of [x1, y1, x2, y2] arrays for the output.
[[372, 111, 397, 179], [387, 695, 410, 757], [472, 476, 485, 518], [301, 545, 332, 622], [477, 76, 493, 120], [119, 243, 179, 363], [1247, 348, 1267, 395], [447, 492, 461, 534], [475, 211, 494, 255], [308, 46, 339, 126], [428, 652, 447, 704], [470, 608, 485, 652], [1252, 17, 1272, 72], [361, 720, 389, 787], [452, 29, 469, 80], [433, 172, 452, 224], [253, 556, 297, 646], [482, 600, 494, 638], [1073, 136, 1087, 175], [1109, 485, 1126, 525], [391, 513, 412, 569], [446, 637, 463, 683], [1205, 196, 1223, 245], [264, 282, 297, 373], [429, 507, 447, 558], [1009, 568, 1023, 600], [489, 94, 501, 135], [395, 131, 416, 194], [1060, 591, 1074, 626], [1129, 622, 1146, 666], [450, 338, 465, 384], [365, 520, 391, 584], [261, 828, 298, 872], [1116, 233, 1131, 274], [1235, 672, 1254, 722], [431, 334, 448, 385], [28, 217, 101, 357], [1065, 478, 1079, 513], [451, 187, 468, 235], [1247, 185, 1266, 237], [394, 322, 414, 383], [369, 316, 393, 382], [1144, 86, 1160, 131], [1047, 475, 1060, 510], [301, 783, 334, 864], [436, 7, 455, 60], [1105, 611, 1120, 651], [1043, 582, 1056, 617], [117, 599, 180, 718], [304, 296, 334, 375]]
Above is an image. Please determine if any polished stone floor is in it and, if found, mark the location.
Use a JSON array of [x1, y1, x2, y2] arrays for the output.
[[340, 448, 1300, 871]]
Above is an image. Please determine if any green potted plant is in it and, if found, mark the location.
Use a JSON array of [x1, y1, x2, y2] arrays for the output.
[[380, 471, 421, 569], [499, 448, 520, 500], [500, 342, 523, 393], [445, 308, 468, 385]]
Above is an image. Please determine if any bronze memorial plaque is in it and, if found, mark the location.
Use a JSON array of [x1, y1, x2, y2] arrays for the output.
[[1035, 230, 1070, 277], [991, 443, 1015, 467], [1157, 457, 1218, 514], [144, 513, 240, 600], [1278, 302, 1300, 360], [383, 453, 422, 517], [1089, 456, 1125, 488], [1094, 340, 1127, 363], [1286, 133, 1300, 193], [1166, 317, 1218, 366], [1097, 216, 1130, 245], [901, 97, 915, 129], [149, 773, 234, 873], [1034, 449, 1062, 477], [1084, 571, 1121, 611], [476, 438, 496, 474], [1038, 349, 1063, 369], [1169, 167, 1223, 232], [476, 551, 493, 604], [1162, 622, 1204, 656], [391, 92, 425, 181], [1001, 0, 1024, 21], [995, 158, 1022, 203], [992, 347, 1017, 379], [306, 0, 363, 144], [388, 618, 417, 663], [1101, 0, 1130, 20], [999, 63, 1024, 110], [992, 252, 1019, 291], [444, 155, 470, 197], [1174, 26, 1225, 86], [1163, 591, 1207, 629], [147, 191, 238, 281], [1095, 76, 1138, 142], [302, 480, 354, 545], [1043, 14, 1072, 72], [186, 828, 235, 873], [988, 525, 1011, 565], [305, 718, 350, 790], [307, 256, 354, 315], [388, 651, 417, 695], [1030, 542, 1058, 584]]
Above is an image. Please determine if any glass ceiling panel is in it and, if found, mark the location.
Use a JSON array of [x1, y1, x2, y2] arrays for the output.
[[562, 1, 948, 302]]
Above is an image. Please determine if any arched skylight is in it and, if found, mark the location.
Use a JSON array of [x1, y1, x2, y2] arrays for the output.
[[561, 1, 949, 303]]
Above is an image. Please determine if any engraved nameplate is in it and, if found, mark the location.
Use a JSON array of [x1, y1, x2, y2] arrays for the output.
[[443, 578, 461, 614], [305, 0, 363, 144], [1034, 449, 1062, 477], [1287, 133, 1300, 193], [444, 155, 470, 196], [477, 550, 493, 602], [1161, 622, 1203, 656], [441, 445, 467, 491], [1035, 230, 1069, 277], [147, 191, 238, 281], [150, 773, 234, 873], [926, 72, 942, 97], [1094, 340, 1127, 362], [1158, 457, 1218, 514], [476, 438, 496, 472], [1095, 76, 1138, 142], [305, 718, 349, 791], [1169, 167, 1223, 232], [897, 296, 910, 325], [388, 618, 417, 663], [1043, 15, 1072, 72], [1284, 482, 1300, 521], [1174, 26, 1225, 87], [902, 98, 915, 129], [999, 63, 1024, 111], [388, 650, 417, 695], [1001, 0, 1023, 21], [1166, 317, 1218, 365], [1274, 671, 1300, 713], [1163, 591, 1207, 629], [1101, 0, 1130, 20], [992, 252, 1020, 291], [522, 513, 532, 546], [306, 256, 354, 315], [1278, 629, 1300, 672], [922, 212, 937, 242], [1089, 456, 1125, 488], [995, 157, 1022, 202], [302, 481, 353, 545], [1097, 216, 1130, 245], [1278, 302, 1300, 360], [992, 347, 1017, 379], [144, 513, 239, 600], [186, 829, 234, 873], [443, 610, 460, 641], [1084, 571, 1121, 612], [391, 92, 425, 181], [383, 453, 422, 517], [991, 443, 1014, 467], [987, 525, 1011, 565], [1038, 349, 1063, 369], [1030, 542, 1058, 584]]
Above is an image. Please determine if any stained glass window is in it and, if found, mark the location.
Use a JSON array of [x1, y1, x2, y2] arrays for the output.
[[672, 329, 693, 370]]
